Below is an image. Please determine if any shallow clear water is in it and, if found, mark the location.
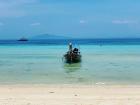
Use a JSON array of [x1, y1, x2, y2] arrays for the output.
[[0, 44, 140, 85]]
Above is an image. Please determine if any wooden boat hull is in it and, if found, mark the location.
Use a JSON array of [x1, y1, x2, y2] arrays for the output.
[[64, 53, 81, 63]]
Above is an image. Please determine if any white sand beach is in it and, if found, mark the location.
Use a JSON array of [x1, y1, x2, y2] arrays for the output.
[[0, 85, 140, 105]]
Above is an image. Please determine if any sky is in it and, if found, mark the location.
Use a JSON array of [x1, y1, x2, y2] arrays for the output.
[[0, 0, 140, 39]]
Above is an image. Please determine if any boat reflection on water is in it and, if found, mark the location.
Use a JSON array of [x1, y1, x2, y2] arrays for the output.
[[63, 63, 81, 73]]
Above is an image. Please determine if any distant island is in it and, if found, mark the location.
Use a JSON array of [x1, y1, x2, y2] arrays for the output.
[[18, 37, 28, 41], [31, 34, 71, 40]]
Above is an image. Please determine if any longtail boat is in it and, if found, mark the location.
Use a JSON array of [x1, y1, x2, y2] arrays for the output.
[[64, 43, 81, 63]]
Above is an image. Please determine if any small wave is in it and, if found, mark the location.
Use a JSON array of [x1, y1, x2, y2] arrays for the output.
[[95, 82, 105, 85]]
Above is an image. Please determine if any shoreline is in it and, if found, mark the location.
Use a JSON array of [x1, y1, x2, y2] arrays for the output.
[[0, 83, 140, 87], [0, 84, 140, 105]]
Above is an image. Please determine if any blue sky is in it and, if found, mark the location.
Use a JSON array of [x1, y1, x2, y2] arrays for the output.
[[0, 0, 140, 39]]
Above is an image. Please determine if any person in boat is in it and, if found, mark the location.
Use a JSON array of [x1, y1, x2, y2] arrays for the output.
[[68, 43, 79, 54], [73, 48, 78, 54]]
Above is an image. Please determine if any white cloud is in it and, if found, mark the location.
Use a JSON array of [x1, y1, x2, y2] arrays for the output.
[[79, 20, 87, 24], [30, 22, 40, 26], [112, 20, 137, 24]]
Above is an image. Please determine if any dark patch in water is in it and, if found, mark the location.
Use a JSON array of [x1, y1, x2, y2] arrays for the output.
[[65, 76, 77, 79], [0, 61, 13, 67], [78, 77, 85, 82], [109, 62, 119, 67], [28, 62, 34, 65], [123, 66, 130, 69], [25, 69, 32, 72]]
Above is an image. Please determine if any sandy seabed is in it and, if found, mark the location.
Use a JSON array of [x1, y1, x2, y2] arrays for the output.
[[0, 84, 140, 105]]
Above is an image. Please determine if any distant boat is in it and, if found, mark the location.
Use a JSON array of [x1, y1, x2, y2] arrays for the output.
[[18, 37, 28, 41], [64, 43, 81, 63]]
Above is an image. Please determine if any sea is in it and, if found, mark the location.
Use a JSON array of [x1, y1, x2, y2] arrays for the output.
[[0, 38, 140, 85]]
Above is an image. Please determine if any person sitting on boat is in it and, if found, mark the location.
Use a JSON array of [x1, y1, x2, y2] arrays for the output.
[[73, 48, 78, 54]]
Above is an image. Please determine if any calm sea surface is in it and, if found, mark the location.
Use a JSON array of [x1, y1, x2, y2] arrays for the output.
[[0, 39, 140, 85]]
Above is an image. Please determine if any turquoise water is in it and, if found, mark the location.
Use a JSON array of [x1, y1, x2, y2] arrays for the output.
[[0, 45, 140, 85]]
